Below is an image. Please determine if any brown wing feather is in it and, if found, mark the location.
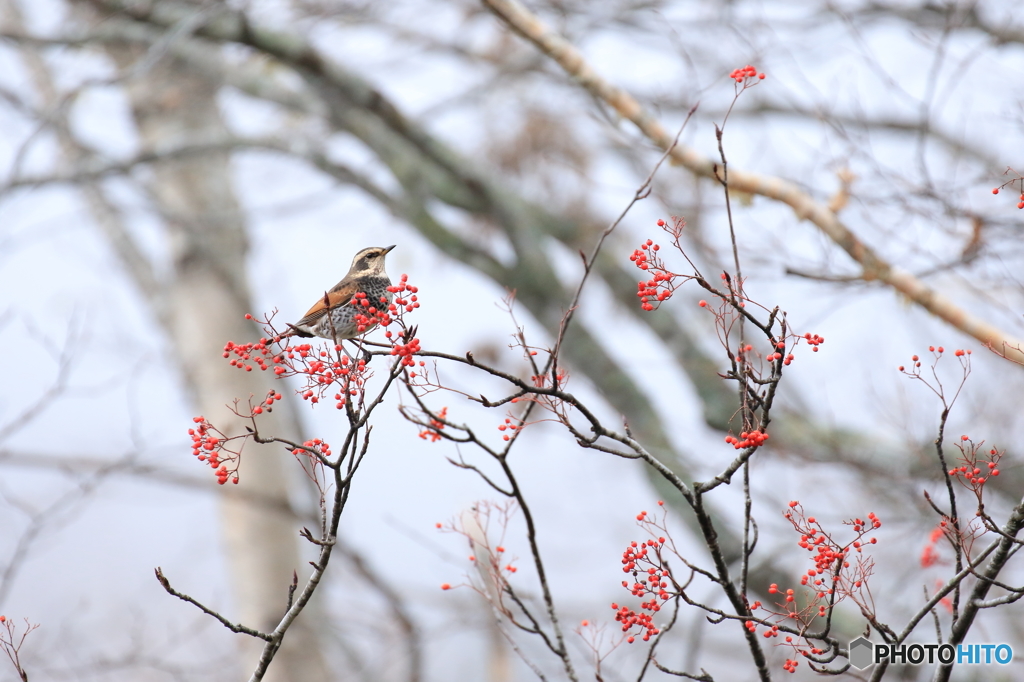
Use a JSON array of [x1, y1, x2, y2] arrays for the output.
[[295, 280, 360, 327]]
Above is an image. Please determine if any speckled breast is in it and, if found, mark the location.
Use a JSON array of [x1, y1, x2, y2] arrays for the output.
[[315, 276, 393, 340]]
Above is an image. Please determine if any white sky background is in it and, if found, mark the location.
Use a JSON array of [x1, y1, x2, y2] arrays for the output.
[[1, 0, 1024, 680]]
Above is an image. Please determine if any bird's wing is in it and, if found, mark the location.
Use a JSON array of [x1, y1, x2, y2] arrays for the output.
[[294, 279, 360, 327]]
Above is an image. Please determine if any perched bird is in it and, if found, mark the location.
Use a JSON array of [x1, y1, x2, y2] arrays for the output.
[[280, 245, 395, 342]]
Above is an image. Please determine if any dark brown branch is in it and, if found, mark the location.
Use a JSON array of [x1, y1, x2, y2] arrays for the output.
[[154, 568, 272, 641]]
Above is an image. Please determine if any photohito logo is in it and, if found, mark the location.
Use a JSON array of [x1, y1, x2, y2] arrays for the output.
[[848, 637, 1014, 670]]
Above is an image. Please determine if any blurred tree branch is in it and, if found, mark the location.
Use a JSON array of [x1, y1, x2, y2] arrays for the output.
[[481, 0, 1024, 364]]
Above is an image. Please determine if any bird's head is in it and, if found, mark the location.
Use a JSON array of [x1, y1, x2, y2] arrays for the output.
[[349, 245, 395, 275]]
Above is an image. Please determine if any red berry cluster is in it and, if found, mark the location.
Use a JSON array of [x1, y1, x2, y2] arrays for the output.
[[611, 602, 661, 644], [911, 345, 968, 358], [391, 333, 422, 367], [949, 438, 1002, 494], [730, 64, 766, 83], [747, 597, 827, 669], [630, 238, 678, 311], [724, 429, 769, 449], [791, 513, 881, 584], [752, 596, 828, 663], [898, 346, 971, 372], [292, 438, 331, 460], [949, 461, 1000, 484], [278, 343, 371, 408], [784, 503, 881, 592], [188, 416, 236, 485], [614, 509, 673, 644], [326, 355, 367, 408], [920, 522, 948, 568], [187, 390, 283, 484], [389, 274, 420, 313], [630, 240, 659, 269], [419, 406, 448, 442], [223, 339, 368, 408], [224, 337, 274, 372], [850, 513, 881, 533], [497, 416, 522, 442], [925, 345, 971, 357], [745, 502, 883, 670], [802, 333, 824, 352], [765, 341, 796, 365]]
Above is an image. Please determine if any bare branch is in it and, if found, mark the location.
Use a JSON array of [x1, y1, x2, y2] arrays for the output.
[[154, 568, 272, 641]]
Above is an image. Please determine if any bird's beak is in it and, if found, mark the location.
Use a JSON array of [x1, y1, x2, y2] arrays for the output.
[[383, 245, 396, 254]]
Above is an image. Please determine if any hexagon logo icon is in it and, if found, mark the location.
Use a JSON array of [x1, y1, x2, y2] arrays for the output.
[[850, 637, 874, 670]]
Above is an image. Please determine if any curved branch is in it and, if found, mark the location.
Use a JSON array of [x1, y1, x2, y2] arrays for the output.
[[481, 0, 1024, 364]]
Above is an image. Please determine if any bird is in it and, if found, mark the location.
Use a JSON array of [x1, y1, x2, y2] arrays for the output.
[[279, 245, 395, 343]]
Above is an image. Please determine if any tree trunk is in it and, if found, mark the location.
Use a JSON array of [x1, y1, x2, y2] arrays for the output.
[[103, 38, 330, 682]]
